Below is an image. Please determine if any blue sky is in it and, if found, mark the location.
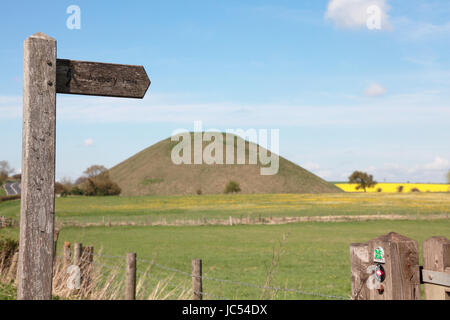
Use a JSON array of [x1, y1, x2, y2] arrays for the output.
[[1, 0, 449, 182]]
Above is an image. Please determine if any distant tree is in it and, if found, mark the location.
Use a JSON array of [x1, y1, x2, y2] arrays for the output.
[[79, 165, 121, 196], [55, 182, 66, 196], [75, 176, 88, 186], [83, 165, 108, 178], [55, 178, 74, 196], [0, 161, 14, 184], [0, 161, 14, 176], [225, 181, 241, 194], [348, 171, 377, 192], [59, 177, 73, 186], [71, 186, 84, 196]]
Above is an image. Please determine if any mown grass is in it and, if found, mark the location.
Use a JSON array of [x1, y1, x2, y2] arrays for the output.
[[0, 193, 449, 226], [1, 193, 449, 300], [49, 220, 450, 300]]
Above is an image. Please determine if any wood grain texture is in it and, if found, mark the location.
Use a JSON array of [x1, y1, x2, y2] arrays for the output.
[[422, 236, 450, 300], [56, 59, 150, 98], [350, 243, 369, 300], [80, 246, 94, 295], [63, 242, 71, 268], [192, 259, 202, 300], [125, 253, 137, 300], [17, 32, 57, 300], [368, 232, 421, 300], [74, 243, 82, 266]]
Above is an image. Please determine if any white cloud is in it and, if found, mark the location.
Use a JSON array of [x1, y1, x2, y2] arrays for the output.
[[0, 96, 21, 119], [316, 170, 334, 179], [300, 162, 334, 180], [0, 88, 449, 128], [408, 21, 450, 40], [303, 162, 321, 171], [347, 157, 450, 183], [364, 83, 386, 97], [420, 156, 450, 171], [393, 17, 450, 41], [325, 0, 391, 30], [363, 165, 377, 173], [404, 56, 437, 68], [84, 138, 94, 146]]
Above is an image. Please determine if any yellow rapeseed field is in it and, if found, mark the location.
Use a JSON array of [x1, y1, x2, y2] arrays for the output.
[[336, 183, 450, 193]]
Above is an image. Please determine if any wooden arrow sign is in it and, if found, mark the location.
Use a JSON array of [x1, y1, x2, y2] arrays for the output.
[[56, 59, 151, 98]]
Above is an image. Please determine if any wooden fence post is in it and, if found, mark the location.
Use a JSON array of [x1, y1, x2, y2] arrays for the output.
[[17, 32, 57, 300], [70, 243, 82, 296], [125, 253, 137, 300], [192, 259, 202, 300], [74, 243, 82, 266], [367, 232, 421, 300], [63, 242, 71, 268], [80, 246, 94, 295], [422, 237, 450, 300], [349, 243, 369, 300]]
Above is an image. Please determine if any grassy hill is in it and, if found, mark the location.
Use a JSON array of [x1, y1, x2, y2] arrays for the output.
[[109, 132, 342, 196]]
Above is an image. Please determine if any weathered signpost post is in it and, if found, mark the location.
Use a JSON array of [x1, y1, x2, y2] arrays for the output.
[[350, 232, 421, 300], [350, 232, 450, 300], [17, 32, 150, 300]]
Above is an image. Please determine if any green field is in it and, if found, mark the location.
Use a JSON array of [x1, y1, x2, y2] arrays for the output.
[[47, 220, 449, 300], [1, 193, 449, 300], [2, 219, 448, 300], [0, 193, 449, 227]]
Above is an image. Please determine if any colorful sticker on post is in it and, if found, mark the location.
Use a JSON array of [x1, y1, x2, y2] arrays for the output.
[[374, 246, 385, 264]]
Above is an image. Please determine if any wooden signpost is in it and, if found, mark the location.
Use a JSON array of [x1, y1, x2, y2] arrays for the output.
[[17, 32, 150, 300], [56, 59, 150, 98], [350, 233, 450, 300]]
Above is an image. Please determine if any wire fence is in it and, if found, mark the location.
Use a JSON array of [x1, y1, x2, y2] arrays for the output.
[[85, 251, 349, 300]]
